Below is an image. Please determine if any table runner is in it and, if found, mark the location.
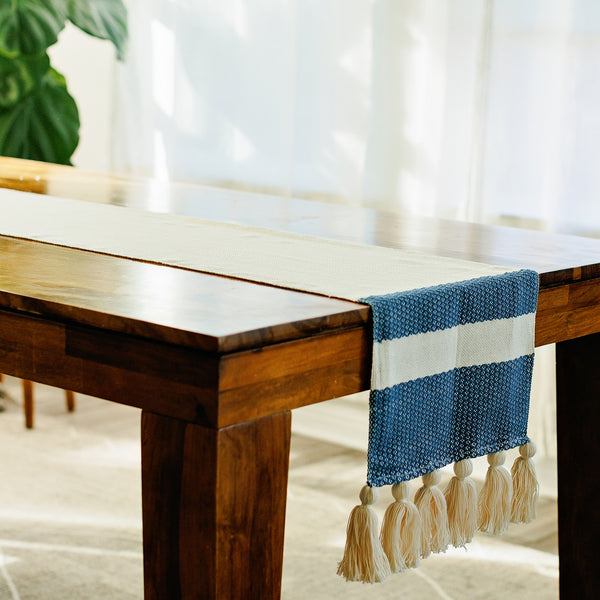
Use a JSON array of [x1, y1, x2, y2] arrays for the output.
[[0, 189, 539, 583]]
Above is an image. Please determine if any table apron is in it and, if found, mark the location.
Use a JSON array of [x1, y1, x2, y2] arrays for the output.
[[536, 278, 600, 346], [0, 308, 372, 428]]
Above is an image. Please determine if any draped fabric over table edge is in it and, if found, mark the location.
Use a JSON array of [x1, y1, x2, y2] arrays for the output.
[[0, 189, 540, 583]]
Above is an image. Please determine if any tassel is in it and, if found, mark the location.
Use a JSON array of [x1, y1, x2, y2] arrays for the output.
[[414, 470, 450, 558], [478, 451, 513, 535], [444, 459, 477, 548], [511, 442, 539, 523], [337, 485, 391, 583], [380, 481, 422, 571]]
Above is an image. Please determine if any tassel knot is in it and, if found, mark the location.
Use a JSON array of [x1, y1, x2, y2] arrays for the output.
[[478, 451, 513, 535], [511, 442, 539, 523], [380, 482, 422, 571], [337, 486, 391, 583], [444, 459, 477, 548], [414, 470, 450, 557]]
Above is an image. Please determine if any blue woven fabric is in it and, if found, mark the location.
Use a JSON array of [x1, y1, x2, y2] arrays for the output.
[[360, 269, 539, 488]]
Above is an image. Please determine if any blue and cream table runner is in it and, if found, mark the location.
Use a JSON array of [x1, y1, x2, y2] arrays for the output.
[[0, 189, 539, 582], [364, 271, 537, 487]]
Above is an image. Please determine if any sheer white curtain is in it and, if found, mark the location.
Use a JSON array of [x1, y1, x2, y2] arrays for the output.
[[115, 0, 486, 215], [115, 0, 600, 231], [113, 0, 600, 459]]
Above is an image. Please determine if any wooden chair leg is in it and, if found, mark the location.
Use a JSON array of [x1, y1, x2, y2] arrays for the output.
[[65, 390, 76, 412], [21, 382, 75, 429], [0, 373, 4, 382], [22, 379, 34, 429]]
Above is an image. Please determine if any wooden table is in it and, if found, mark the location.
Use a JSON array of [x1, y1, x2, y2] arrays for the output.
[[1, 157, 598, 599]]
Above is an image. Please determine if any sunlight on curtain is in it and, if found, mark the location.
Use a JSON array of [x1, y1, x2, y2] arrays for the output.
[[113, 0, 600, 460], [483, 1, 600, 235], [115, 0, 489, 215], [115, 0, 600, 235]]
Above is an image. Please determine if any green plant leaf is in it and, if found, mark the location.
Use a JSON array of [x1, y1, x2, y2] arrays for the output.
[[0, 67, 80, 164], [68, 0, 128, 61], [0, 1, 69, 56], [0, 52, 50, 108]]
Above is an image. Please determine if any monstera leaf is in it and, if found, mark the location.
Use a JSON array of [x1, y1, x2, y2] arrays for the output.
[[0, 64, 79, 164], [0, 0, 69, 55], [0, 52, 50, 109], [68, 0, 127, 60], [0, 0, 126, 165]]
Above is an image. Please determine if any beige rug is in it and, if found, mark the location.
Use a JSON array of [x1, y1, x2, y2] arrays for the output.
[[0, 377, 558, 599]]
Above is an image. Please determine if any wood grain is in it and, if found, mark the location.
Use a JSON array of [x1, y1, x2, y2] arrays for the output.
[[3, 157, 600, 291], [556, 334, 600, 599], [0, 307, 370, 427], [2, 281, 598, 431], [141, 411, 186, 599], [217, 326, 371, 427], [0, 308, 220, 425], [536, 277, 600, 346], [0, 236, 368, 353], [4, 156, 600, 357], [142, 410, 291, 599]]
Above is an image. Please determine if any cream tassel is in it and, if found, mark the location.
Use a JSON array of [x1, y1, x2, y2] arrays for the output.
[[478, 451, 513, 535], [510, 442, 539, 523], [444, 459, 477, 548], [414, 470, 450, 558], [337, 485, 391, 583], [380, 481, 422, 571]]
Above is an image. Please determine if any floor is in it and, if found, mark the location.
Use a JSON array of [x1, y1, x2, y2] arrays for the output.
[[0, 377, 558, 599]]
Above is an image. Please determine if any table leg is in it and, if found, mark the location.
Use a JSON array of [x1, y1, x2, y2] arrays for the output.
[[556, 334, 600, 599], [141, 409, 292, 599]]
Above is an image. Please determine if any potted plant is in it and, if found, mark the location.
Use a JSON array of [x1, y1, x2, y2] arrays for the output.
[[0, 0, 127, 165]]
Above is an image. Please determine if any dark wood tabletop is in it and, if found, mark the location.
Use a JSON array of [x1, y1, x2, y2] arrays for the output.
[[2, 157, 600, 352]]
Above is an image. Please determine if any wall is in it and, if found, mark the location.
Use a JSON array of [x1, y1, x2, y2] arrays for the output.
[[48, 24, 117, 172]]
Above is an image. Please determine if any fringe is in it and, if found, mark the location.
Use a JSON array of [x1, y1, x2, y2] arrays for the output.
[[511, 442, 539, 523], [380, 481, 422, 571], [444, 459, 477, 547], [478, 451, 513, 535], [414, 470, 450, 558], [337, 486, 391, 583], [339, 442, 539, 583]]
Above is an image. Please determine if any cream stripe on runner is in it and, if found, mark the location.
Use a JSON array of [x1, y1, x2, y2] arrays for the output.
[[371, 313, 535, 389], [0, 188, 510, 301]]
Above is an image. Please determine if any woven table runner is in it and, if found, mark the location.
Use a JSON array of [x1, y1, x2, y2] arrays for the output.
[[0, 189, 539, 583]]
